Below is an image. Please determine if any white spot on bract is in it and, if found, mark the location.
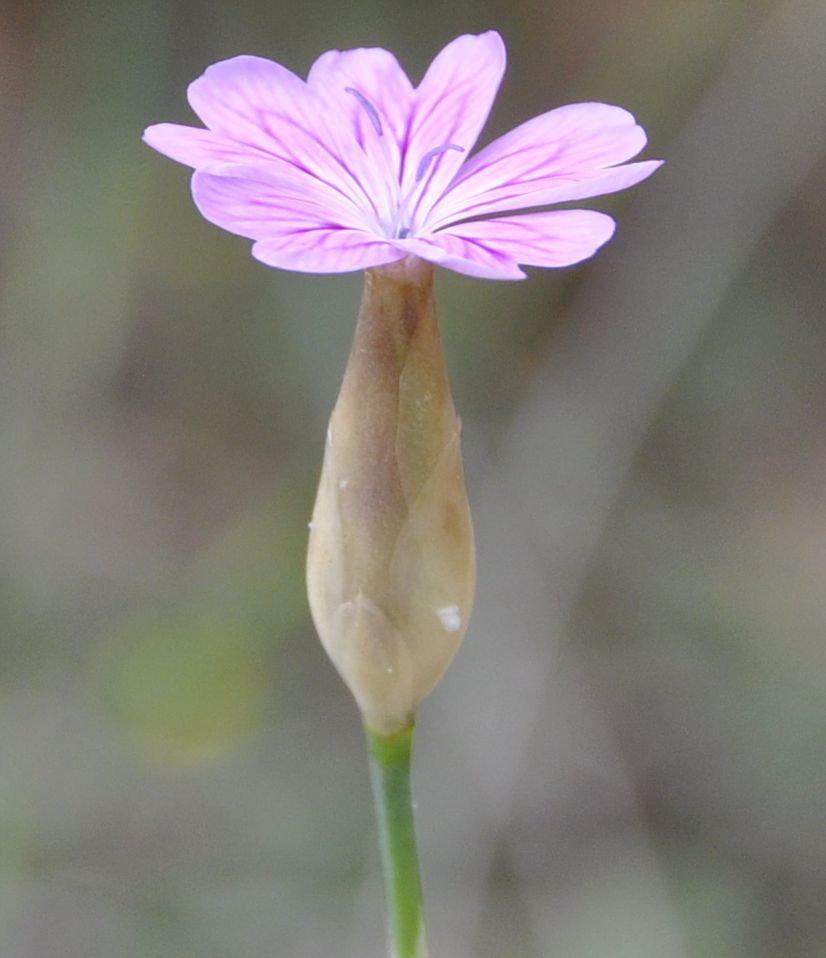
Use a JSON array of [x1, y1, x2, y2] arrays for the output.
[[307, 521, 314, 529], [436, 605, 462, 633], [338, 479, 349, 489]]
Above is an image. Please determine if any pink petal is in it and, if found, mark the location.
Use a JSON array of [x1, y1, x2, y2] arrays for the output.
[[438, 210, 616, 269], [191, 165, 369, 239], [307, 47, 414, 164], [433, 161, 663, 229], [188, 55, 314, 145], [145, 125, 376, 230], [186, 55, 386, 222], [402, 32, 506, 223], [252, 230, 404, 274], [143, 123, 260, 167], [464, 102, 648, 177], [392, 234, 526, 281], [430, 103, 660, 226]]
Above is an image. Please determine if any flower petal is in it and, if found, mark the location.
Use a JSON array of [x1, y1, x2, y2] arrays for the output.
[[429, 103, 659, 227], [187, 55, 316, 148], [402, 32, 506, 224], [143, 123, 261, 167], [307, 47, 414, 163], [186, 55, 387, 226], [252, 231, 404, 274], [437, 210, 616, 269], [191, 165, 368, 239], [392, 234, 526, 281], [191, 163, 402, 273]]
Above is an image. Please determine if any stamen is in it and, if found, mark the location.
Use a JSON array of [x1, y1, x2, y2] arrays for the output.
[[344, 87, 383, 136], [415, 144, 465, 183], [398, 227, 411, 239]]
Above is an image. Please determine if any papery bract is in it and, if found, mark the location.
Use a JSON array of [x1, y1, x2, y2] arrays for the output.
[[144, 32, 661, 280], [306, 258, 475, 734]]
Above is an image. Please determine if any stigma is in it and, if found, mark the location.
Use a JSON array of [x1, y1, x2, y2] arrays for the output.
[[415, 144, 464, 182], [344, 87, 383, 136]]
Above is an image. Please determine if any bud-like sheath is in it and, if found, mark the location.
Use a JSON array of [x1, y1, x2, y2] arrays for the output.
[[307, 257, 475, 734]]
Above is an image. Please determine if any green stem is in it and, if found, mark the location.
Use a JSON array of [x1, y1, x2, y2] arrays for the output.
[[366, 723, 429, 958]]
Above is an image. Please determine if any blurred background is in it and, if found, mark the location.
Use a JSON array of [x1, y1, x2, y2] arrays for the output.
[[1, 0, 825, 955]]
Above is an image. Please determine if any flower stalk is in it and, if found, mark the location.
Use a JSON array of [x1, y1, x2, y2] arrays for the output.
[[367, 723, 428, 958], [307, 256, 474, 953]]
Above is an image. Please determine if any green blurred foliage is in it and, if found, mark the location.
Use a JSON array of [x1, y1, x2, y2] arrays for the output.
[[104, 614, 267, 763]]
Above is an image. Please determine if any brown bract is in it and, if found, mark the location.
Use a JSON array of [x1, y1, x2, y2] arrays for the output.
[[307, 257, 475, 734]]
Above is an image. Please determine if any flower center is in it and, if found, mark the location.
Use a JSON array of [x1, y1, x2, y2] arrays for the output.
[[342, 87, 466, 238]]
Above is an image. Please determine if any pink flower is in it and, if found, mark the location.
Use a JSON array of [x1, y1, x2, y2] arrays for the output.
[[143, 31, 660, 281]]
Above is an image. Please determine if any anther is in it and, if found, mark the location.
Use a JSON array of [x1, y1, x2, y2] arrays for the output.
[[398, 227, 411, 239], [415, 144, 465, 183], [344, 87, 383, 137]]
